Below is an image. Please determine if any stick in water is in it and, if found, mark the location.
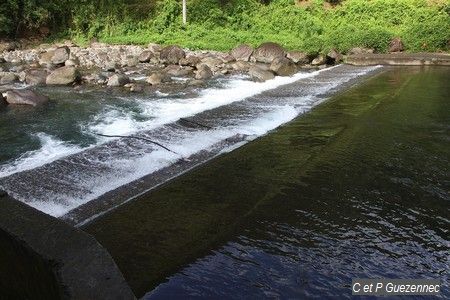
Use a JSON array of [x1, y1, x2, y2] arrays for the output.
[[94, 133, 182, 157]]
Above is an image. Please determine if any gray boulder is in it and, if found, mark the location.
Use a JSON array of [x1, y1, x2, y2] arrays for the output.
[[107, 74, 130, 87], [3, 89, 48, 106], [195, 64, 213, 80], [165, 65, 193, 77], [39, 51, 54, 66], [148, 43, 162, 54], [160, 45, 185, 65], [231, 44, 254, 62], [249, 66, 275, 82], [25, 70, 48, 85], [138, 50, 153, 63], [270, 57, 297, 76], [253, 42, 285, 63], [146, 72, 169, 85], [46, 66, 80, 85], [179, 55, 201, 67], [51, 46, 70, 65], [287, 51, 309, 64]]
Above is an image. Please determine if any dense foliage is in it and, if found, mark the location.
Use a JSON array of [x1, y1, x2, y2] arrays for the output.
[[1, 0, 449, 53]]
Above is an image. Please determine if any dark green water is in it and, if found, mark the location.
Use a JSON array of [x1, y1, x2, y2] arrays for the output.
[[85, 67, 449, 298]]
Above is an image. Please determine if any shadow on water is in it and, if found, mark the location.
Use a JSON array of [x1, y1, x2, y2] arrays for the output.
[[84, 67, 449, 299]]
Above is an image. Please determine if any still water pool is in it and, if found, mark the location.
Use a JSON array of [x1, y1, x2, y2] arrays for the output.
[[85, 67, 449, 299]]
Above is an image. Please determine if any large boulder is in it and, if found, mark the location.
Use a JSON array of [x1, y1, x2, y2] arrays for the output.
[[51, 46, 70, 65], [107, 74, 130, 87], [179, 55, 201, 67], [198, 56, 223, 72], [25, 69, 48, 85], [3, 89, 49, 106], [249, 66, 275, 82], [160, 45, 185, 65], [286, 51, 309, 64], [253, 42, 285, 63], [230, 44, 254, 62], [195, 64, 213, 80], [138, 50, 154, 63], [46, 66, 80, 85], [270, 57, 297, 76], [389, 37, 404, 52]]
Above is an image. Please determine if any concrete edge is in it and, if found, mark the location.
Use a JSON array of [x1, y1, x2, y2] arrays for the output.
[[0, 191, 136, 299]]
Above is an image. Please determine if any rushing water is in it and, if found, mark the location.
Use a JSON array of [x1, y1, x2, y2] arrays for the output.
[[0, 65, 379, 220], [84, 67, 449, 298]]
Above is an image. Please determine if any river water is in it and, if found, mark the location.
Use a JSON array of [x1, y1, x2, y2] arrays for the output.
[[83, 67, 449, 298]]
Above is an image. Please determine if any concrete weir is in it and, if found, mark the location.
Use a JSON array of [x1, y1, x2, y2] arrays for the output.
[[345, 52, 450, 66], [0, 191, 135, 299]]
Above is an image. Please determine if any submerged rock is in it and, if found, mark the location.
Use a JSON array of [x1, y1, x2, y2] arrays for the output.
[[270, 57, 297, 76], [253, 42, 285, 63], [46, 66, 80, 85], [230, 44, 254, 62], [249, 66, 275, 82], [3, 89, 49, 106]]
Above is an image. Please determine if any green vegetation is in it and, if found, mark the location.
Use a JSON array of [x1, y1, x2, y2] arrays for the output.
[[1, 0, 449, 53]]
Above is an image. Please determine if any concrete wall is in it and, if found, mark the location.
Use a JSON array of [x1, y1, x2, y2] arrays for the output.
[[0, 191, 135, 299]]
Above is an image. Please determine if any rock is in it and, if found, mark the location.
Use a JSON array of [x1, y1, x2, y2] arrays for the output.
[[165, 65, 193, 77], [253, 42, 285, 63], [199, 57, 223, 73], [25, 69, 48, 85], [51, 46, 70, 65], [107, 74, 130, 87], [287, 51, 309, 64], [231, 61, 251, 72], [348, 47, 374, 55], [230, 44, 254, 62], [249, 66, 275, 82], [221, 54, 235, 64], [311, 54, 327, 66], [104, 62, 119, 72], [39, 51, 54, 66], [195, 64, 213, 80], [125, 56, 139, 67], [0, 42, 18, 53], [188, 79, 205, 87], [65, 58, 79, 67], [4, 89, 48, 106], [46, 66, 80, 85], [270, 57, 297, 76], [160, 45, 185, 65], [138, 50, 153, 63], [327, 49, 343, 63], [148, 43, 162, 54], [179, 55, 201, 67], [0, 72, 18, 84], [146, 72, 167, 85], [129, 83, 144, 92], [389, 37, 404, 52]]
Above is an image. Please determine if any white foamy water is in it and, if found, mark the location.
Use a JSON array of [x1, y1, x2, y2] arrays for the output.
[[0, 133, 82, 178], [0, 65, 381, 219]]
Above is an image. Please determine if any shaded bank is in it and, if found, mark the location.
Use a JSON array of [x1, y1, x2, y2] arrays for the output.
[[85, 66, 449, 298]]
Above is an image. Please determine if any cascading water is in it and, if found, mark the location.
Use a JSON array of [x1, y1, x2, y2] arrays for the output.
[[0, 65, 381, 224]]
